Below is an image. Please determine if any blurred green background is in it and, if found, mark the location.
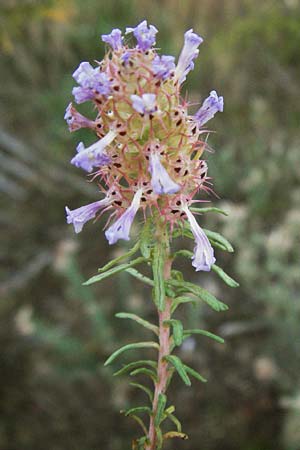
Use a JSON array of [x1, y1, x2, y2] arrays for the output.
[[1, 0, 300, 449]]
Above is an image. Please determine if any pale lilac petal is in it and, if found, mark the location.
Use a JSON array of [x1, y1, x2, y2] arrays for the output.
[[66, 198, 109, 233], [101, 28, 123, 50], [152, 55, 175, 80], [184, 206, 216, 271], [149, 153, 180, 195], [64, 103, 94, 132], [131, 93, 157, 114], [71, 130, 116, 172], [72, 62, 111, 103], [175, 29, 203, 84], [195, 90, 224, 126], [126, 20, 158, 51], [105, 190, 142, 244]]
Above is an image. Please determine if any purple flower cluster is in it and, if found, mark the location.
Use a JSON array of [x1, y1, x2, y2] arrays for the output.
[[64, 20, 223, 272]]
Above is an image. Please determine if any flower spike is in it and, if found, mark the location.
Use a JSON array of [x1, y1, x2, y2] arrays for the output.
[[183, 205, 216, 271], [195, 90, 224, 127], [105, 190, 143, 244]]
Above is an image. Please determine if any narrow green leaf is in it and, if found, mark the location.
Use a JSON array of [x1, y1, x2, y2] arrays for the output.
[[168, 280, 228, 312], [154, 393, 167, 426], [174, 249, 193, 259], [212, 264, 239, 288], [130, 367, 157, 382], [124, 406, 151, 417], [156, 426, 163, 450], [165, 413, 182, 432], [203, 229, 234, 253], [164, 405, 175, 415], [164, 319, 183, 346], [171, 269, 184, 281], [184, 329, 224, 344], [126, 268, 154, 286], [184, 364, 207, 383], [97, 240, 140, 273], [171, 296, 196, 313], [190, 206, 228, 216], [140, 218, 153, 258], [130, 382, 153, 402], [84, 257, 146, 285], [116, 312, 158, 335], [153, 242, 165, 311], [104, 342, 159, 366], [113, 359, 157, 377], [130, 415, 148, 435], [165, 355, 191, 386]]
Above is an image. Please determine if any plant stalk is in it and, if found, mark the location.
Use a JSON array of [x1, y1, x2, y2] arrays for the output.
[[146, 227, 173, 450]]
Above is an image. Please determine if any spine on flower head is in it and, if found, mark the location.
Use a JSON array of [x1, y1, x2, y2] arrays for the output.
[[105, 190, 142, 245], [183, 205, 216, 271], [71, 130, 116, 172], [175, 29, 203, 84], [194, 90, 224, 127]]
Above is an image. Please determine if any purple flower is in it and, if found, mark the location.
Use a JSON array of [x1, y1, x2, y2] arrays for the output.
[[149, 152, 180, 195], [105, 190, 142, 244], [72, 62, 111, 103], [131, 93, 157, 114], [71, 130, 116, 172], [175, 29, 203, 84], [101, 28, 123, 50], [66, 198, 110, 233], [183, 206, 216, 271], [194, 90, 224, 127], [64, 103, 95, 132], [152, 55, 176, 80], [126, 20, 158, 51]]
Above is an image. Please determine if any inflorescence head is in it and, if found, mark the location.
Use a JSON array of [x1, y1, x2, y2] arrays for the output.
[[65, 20, 223, 271]]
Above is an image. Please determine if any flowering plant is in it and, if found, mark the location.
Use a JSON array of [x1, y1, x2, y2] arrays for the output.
[[64, 20, 237, 450]]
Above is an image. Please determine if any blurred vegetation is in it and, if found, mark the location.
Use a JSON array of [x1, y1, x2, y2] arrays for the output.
[[1, 0, 300, 449]]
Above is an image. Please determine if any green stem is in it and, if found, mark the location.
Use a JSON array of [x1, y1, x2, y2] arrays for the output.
[[146, 222, 173, 450]]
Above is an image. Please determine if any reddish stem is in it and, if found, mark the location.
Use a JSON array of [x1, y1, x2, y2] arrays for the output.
[[146, 257, 173, 450]]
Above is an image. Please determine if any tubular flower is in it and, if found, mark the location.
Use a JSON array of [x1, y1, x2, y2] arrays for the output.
[[195, 90, 224, 127], [64, 103, 95, 132], [65, 21, 223, 271], [131, 94, 157, 115], [149, 152, 180, 195], [126, 20, 158, 51], [66, 198, 110, 233], [183, 205, 216, 271], [71, 130, 116, 172], [105, 190, 142, 244], [72, 62, 111, 103], [101, 28, 123, 50], [175, 29, 203, 84]]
